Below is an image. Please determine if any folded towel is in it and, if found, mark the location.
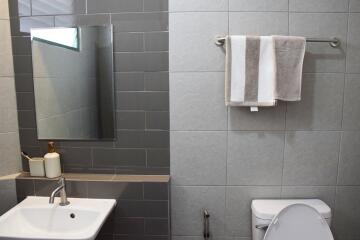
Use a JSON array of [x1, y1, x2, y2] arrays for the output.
[[225, 35, 276, 107], [273, 35, 306, 101]]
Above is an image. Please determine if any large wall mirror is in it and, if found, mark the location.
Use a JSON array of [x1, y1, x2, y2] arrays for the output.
[[31, 25, 115, 140]]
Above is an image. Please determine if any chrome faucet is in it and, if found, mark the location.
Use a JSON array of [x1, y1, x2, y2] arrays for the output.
[[49, 177, 70, 206]]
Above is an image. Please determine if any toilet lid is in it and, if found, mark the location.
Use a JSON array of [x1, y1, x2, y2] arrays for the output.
[[263, 204, 334, 240]]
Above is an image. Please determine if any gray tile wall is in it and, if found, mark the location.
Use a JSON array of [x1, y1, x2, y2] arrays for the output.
[[16, 177, 170, 240], [8, 0, 169, 175], [0, 0, 21, 177], [169, 0, 360, 240], [0, 0, 21, 218], [0, 178, 17, 215]]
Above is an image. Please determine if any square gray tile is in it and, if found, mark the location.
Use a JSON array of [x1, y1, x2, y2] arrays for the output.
[[116, 200, 168, 218], [333, 187, 360, 239], [60, 148, 92, 168], [228, 103, 286, 131], [16, 179, 35, 198], [145, 72, 169, 91], [115, 52, 168, 72], [0, 108, 18, 133], [115, 218, 144, 235], [11, 36, 31, 55], [170, 72, 227, 131], [87, 0, 142, 13], [32, 0, 86, 15], [289, 0, 349, 12], [144, 0, 168, 12], [281, 186, 336, 209], [59, 140, 114, 148], [147, 149, 169, 167], [116, 111, 145, 130], [286, 73, 344, 130], [116, 92, 168, 111], [114, 32, 144, 52], [19, 128, 39, 146], [33, 179, 58, 196], [116, 130, 169, 148], [0, 0, 9, 19], [0, 20, 14, 76], [144, 183, 169, 200], [171, 186, 226, 236], [14, 74, 33, 92], [146, 111, 169, 130], [283, 131, 340, 185], [55, 14, 110, 27], [342, 74, 360, 130], [66, 181, 88, 198], [145, 218, 169, 235], [0, 179, 17, 215], [169, 12, 228, 72], [87, 182, 143, 200], [144, 32, 169, 51], [350, 0, 360, 11], [229, 12, 289, 35], [0, 77, 17, 111], [115, 72, 144, 91], [169, 0, 228, 12], [346, 14, 360, 73], [93, 148, 146, 168], [227, 131, 284, 185], [230, 0, 288, 11], [13, 55, 32, 74], [225, 186, 281, 237], [16, 92, 34, 110], [170, 131, 227, 185], [289, 13, 348, 73], [338, 131, 360, 185], [112, 12, 168, 32], [17, 110, 35, 129]]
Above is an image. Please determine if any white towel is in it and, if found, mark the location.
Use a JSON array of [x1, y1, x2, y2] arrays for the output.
[[225, 35, 277, 109]]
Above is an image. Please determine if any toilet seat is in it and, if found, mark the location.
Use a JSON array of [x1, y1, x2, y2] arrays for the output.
[[263, 204, 334, 240]]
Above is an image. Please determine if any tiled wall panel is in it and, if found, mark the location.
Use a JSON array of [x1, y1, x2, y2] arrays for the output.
[[0, 0, 21, 177], [0, 0, 21, 217], [8, 0, 169, 175], [169, 0, 360, 239]]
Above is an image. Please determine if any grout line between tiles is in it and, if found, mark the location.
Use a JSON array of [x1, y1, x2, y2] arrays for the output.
[[335, 132, 343, 186]]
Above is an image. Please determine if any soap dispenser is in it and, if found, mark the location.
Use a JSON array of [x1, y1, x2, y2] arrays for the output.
[[44, 142, 62, 178]]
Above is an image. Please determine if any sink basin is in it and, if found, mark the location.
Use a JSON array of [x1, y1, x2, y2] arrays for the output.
[[0, 196, 116, 240]]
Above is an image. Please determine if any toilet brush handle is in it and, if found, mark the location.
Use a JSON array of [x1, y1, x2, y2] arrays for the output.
[[203, 209, 210, 239], [255, 224, 269, 230]]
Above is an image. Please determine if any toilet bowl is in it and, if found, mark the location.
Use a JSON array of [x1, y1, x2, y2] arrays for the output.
[[251, 199, 334, 240]]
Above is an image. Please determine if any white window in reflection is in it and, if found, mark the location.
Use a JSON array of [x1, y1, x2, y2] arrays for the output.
[[31, 27, 79, 50]]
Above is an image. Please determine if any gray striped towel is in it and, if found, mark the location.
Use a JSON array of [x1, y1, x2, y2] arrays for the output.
[[225, 35, 306, 109]]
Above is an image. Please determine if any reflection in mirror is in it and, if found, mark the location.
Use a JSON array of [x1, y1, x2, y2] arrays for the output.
[[31, 27, 79, 50], [31, 25, 115, 140]]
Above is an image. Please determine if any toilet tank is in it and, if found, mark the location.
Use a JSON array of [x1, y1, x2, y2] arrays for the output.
[[251, 199, 332, 240]]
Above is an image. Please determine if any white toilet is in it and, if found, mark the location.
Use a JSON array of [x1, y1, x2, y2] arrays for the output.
[[251, 199, 334, 240]]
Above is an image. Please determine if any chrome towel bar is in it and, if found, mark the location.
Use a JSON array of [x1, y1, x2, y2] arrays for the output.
[[215, 36, 341, 48]]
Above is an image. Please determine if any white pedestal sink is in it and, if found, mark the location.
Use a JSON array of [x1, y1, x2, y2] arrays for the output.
[[0, 196, 116, 240]]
